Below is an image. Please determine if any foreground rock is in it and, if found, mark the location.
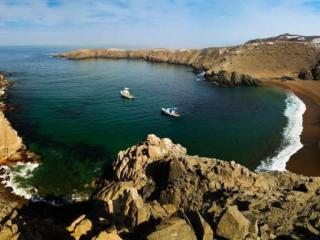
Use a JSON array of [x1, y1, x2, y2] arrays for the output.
[[91, 135, 320, 239], [216, 206, 250, 239], [146, 217, 197, 240], [2, 134, 320, 239]]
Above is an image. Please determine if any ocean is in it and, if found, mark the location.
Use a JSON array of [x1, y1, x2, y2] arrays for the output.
[[0, 46, 305, 199]]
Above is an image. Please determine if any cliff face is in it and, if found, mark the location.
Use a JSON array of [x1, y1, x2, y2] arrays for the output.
[[0, 74, 25, 163], [56, 34, 320, 86], [2, 135, 320, 240], [0, 112, 24, 163]]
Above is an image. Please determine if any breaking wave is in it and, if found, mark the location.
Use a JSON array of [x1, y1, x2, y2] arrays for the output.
[[256, 92, 306, 172], [0, 162, 39, 199]]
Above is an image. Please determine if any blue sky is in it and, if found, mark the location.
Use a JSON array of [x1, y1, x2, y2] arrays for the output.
[[0, 0, 320, 47]]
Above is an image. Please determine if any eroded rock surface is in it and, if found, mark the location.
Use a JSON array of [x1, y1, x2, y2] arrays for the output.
[[91, 135, 320, 239], [2, 135, 320, 239], [0, 74, 25, 163]]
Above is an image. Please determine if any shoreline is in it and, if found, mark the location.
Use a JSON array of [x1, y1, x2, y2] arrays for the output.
[[265, 80, 320, 176], [0, 74, 27, 220]]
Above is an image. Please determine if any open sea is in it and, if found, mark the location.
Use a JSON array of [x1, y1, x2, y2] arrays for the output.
[[0, 47, 305, 199]]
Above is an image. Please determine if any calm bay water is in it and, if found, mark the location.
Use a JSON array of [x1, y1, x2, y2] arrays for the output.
[[0, 47, 287, 197]]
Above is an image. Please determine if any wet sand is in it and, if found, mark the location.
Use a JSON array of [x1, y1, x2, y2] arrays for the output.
[[266, 80, 320, 176]]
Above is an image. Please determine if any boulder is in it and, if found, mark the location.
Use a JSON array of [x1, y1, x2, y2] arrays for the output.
[[0, 220, 20, 240], [188, 211, 214, 240], [93, 182, 150, 227], [146, 217, 197, 240], [216, 206, 250, 240], [67, 215, 92, 240], [112, 134, 186, 182], [92, 231, 123, 240], [123, 188, 150, 226], [148, 202, 177, 220]]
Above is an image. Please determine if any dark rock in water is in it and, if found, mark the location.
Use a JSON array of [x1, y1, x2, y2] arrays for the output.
[[298, 69, 314, 80]]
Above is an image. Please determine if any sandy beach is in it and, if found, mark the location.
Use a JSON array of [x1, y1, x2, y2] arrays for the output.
[[266, 80, 320, 176]]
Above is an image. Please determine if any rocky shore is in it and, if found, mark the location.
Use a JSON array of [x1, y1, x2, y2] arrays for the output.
[[1, 135, 320, 239], [0, 73, 36, 223], [1, 34, 320, 239], [0, 73, 25, 163], [56, 34, 320, 87]]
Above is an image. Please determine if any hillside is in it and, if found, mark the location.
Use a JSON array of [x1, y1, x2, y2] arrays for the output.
[[57, 34, 320, 86]]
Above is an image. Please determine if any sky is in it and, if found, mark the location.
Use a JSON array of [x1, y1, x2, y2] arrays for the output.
[[0, 0, 320, 48]]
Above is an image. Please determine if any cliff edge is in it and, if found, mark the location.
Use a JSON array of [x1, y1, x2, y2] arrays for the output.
[[2, 135, 320, 239], [0, 74, 25, 164]]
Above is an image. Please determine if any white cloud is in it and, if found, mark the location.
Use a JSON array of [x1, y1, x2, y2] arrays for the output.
[[0, 0, 319, 47]]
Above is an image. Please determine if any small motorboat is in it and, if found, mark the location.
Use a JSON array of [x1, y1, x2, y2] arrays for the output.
[[161, 107, 181, 117], [120, 88, 135, 99]]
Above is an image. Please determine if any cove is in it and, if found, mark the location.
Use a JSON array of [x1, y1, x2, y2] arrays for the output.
[[0, 47, 288, 198]]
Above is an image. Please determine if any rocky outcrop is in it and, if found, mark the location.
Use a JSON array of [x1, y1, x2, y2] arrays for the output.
[[0, 112, 25, 163], [2, 134, 320, 239], [67, 215, 93, 240], [146, 217, 197, 240], [91, 135, 320, 239], [0, 74, 25, 163], [56, 36, 320, 85], [204, 70, 261, 86], [216, 206, 250, 239]]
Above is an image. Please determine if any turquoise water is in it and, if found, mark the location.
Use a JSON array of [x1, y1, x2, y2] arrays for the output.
[[0, 47, 287, 197]]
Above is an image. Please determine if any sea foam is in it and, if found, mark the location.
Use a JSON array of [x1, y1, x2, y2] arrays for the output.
[[196, 71, 206, 81], [257, 92, 306, 172], [0, 162, 39, 199]]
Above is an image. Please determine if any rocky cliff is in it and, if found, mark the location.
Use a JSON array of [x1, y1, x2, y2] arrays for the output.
[[2, 135, 320, 240], [0, 74, 26, 163], [56, 34, 320, 86]]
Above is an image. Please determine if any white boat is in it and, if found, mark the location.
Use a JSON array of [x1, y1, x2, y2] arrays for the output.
[[120, 88, 135, 99], [161, 107, 181, 117]]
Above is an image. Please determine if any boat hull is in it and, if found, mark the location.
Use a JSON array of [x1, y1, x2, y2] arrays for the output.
[[120, 91, 135, 99], [161, 108, 180, 117]]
